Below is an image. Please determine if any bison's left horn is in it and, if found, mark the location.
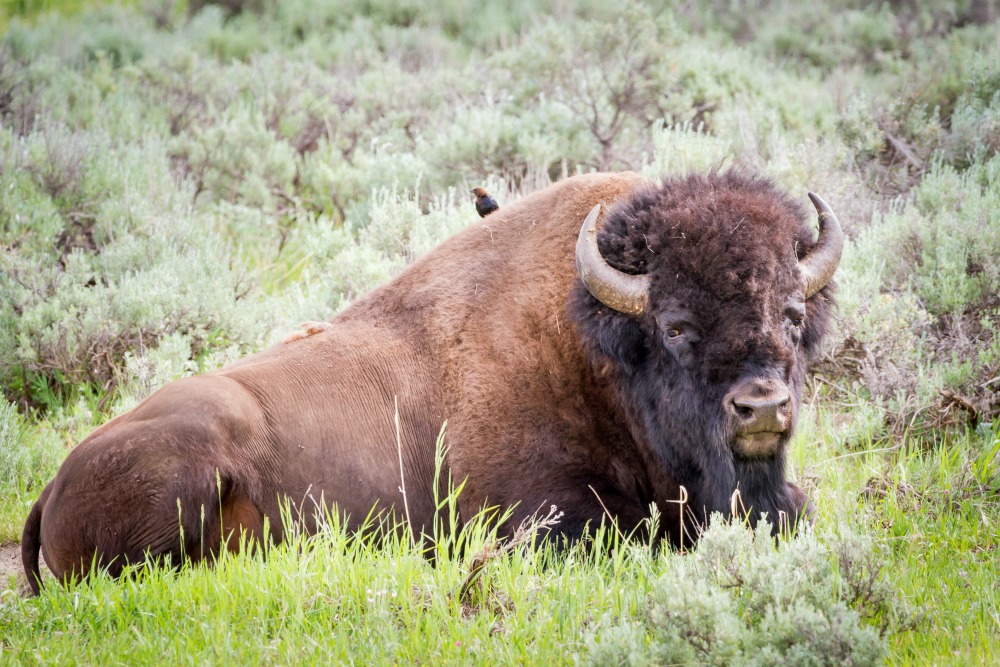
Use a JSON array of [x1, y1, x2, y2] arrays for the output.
[[800, 193, 844, 299], [576, 204, 650, 316]]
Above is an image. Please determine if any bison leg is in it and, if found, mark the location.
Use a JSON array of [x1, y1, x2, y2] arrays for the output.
[[203, 492, 266, 557], [784, 482, 815, 531]]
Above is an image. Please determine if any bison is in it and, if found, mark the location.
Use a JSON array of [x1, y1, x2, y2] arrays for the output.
[[22, 170, 842, 594]]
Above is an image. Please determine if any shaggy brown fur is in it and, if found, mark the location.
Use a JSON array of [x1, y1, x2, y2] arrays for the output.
[[23, 171, 836, 594]]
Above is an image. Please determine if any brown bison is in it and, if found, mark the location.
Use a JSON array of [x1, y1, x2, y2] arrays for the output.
[[22, 170, 842, 594]]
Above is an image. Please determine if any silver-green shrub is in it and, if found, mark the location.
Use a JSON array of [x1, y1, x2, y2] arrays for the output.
[[0, 116, 275, 409], [833, 154, 1000, 425], [584, 518, 891, 667], [0, 399, 26, 490]]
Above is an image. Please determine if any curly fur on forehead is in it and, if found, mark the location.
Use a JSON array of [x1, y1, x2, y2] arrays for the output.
[[598, 171, 813, 284]]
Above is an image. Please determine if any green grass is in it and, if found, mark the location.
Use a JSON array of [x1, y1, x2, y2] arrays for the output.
[[866, 431, 1000, 664], [0, 0, 140, 31], [799, 406, 1000, 664], [850, 433, 999, 660], [1, 524, 640, 664]]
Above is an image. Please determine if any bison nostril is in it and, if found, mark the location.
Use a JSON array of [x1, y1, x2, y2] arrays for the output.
[[729, 384, 792, 432]]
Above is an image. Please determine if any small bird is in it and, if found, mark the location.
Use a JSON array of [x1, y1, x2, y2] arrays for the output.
[[471, 187, 499, 218]]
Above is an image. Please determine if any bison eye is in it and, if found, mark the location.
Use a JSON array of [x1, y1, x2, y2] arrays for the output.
[[785, 305, 806, 328], [656, 311, 699, 351]]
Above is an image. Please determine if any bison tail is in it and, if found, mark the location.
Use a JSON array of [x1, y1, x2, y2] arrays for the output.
[[21, 486, 50, 596]]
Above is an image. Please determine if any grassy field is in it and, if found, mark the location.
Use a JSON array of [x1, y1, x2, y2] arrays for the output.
[[1, 0, 999, 664]]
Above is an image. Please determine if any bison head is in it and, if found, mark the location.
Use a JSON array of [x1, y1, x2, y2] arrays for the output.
[[571, 172, 841, 540]]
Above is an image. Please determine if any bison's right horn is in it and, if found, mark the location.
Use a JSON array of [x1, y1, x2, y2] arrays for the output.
[[576, 204, 650, 316], [800, 193, 844, 299]]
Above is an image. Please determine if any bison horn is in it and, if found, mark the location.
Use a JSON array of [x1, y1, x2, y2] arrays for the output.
[[576, 204, 650, 316], [801, 192, 844, 299]]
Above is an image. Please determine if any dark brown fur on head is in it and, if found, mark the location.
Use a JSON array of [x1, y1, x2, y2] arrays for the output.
[[571, 171, 834, 540]]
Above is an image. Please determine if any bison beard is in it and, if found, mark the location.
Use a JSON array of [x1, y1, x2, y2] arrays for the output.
[[22, 170, 840, 593]]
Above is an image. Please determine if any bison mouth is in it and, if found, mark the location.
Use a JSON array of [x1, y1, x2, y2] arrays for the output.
[[732, 431, 785, 459]]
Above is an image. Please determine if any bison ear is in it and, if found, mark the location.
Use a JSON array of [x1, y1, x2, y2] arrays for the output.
[[588, 309, 648, 372], [800, 290, 834, 364]]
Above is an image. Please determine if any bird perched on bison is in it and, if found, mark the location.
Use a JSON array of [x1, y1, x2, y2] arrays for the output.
[[23, 170, 843, 595], [471, 187, 499, 217]]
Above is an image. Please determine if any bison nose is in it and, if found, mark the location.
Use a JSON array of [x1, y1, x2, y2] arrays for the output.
[[727, 382, 791, 434]]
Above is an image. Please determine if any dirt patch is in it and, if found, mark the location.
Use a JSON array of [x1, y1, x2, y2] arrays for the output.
[[0, 543, 37, 597]]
